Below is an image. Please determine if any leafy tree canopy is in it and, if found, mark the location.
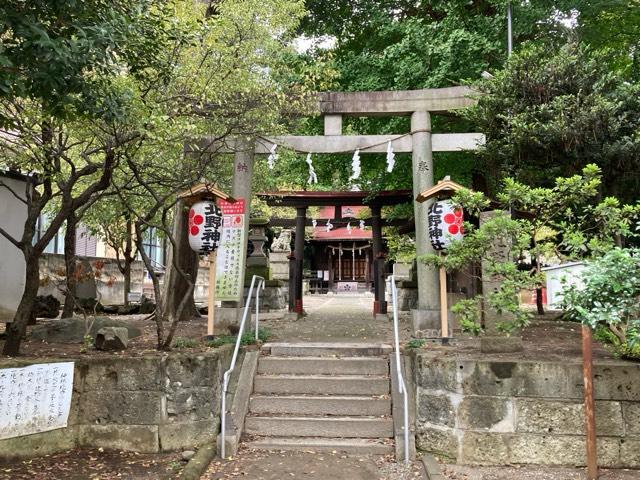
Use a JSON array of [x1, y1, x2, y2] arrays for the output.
[[465, 43, 640, 202], [0, 0, 178, 122], [261, 1, 639, 202]]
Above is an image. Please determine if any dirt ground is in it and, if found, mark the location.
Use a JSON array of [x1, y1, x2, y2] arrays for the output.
[[2, 448, 639, 480], [0, 448, 184, 479], [418, 313, 621, 363], [442, 464, 640, 480], [0, 313, 218, 359], [203, 447, 425, 480], [0, 295, 628, 363]]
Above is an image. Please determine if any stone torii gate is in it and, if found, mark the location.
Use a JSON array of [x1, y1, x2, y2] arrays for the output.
[[199, 87, 484, 331]]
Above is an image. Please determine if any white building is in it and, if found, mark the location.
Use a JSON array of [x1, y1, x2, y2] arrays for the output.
[[0, 170, 28, 321]]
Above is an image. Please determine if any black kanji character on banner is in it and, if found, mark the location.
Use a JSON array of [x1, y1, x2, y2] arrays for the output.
[[428, 202, 446, 250], [202, 230, 221, 245]]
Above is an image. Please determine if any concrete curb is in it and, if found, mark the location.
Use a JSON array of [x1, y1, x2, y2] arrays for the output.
[[180, 443, 216, 480], [421, 453, 445, 480]]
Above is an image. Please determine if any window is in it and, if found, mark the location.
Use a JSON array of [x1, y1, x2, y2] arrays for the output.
[[141, 227, 165, 270], [34, 214, 65, 254]]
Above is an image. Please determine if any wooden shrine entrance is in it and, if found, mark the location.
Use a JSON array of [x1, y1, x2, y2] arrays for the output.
[[259, 190, 412, 315], [331, 246, 368, 282]]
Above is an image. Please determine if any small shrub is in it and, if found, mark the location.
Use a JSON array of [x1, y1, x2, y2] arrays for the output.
[[80, 334, 93, 353], [406, 338, 426, 349], [173, 337, 199, 349], [561, 248, 640, 360], [206, 328, 271, 348]]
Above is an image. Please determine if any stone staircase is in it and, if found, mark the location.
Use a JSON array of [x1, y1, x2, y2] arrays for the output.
[[243, 342, 395, 455]]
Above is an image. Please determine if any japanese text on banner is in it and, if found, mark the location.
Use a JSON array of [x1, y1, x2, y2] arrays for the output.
[[215, 199, 247, 301]]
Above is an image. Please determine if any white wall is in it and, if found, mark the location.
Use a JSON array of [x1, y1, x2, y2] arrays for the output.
[[542, 262, 585, 309], [0, 175, 27, 321]]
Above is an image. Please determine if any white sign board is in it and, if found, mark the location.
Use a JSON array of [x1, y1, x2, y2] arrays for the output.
[[542, 262, 585, 309], [215, 198, 247, 301], [0, 362, 74, 440]]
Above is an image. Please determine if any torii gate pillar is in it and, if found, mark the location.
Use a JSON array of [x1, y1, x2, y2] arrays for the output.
[[196, 87, 483, 332], [411, 111, 440, 331]]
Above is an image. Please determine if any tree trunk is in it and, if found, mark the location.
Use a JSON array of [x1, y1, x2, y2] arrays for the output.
[[122, 217, 133, 306], [61, 213, 77, 318], [161, 199, 200, 322], [123, 257, 132, 306], [135, 223, 165, 348], [2, 252, 41, 356]]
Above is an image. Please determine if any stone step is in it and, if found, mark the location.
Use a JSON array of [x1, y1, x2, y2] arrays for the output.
[[257, 356, 389, 376], [262, 342, 393, 358], [253, 375, 389, 396], [245, 437, 394, 455], [245, 416, 394, 438], [249, 395, 391, 416]]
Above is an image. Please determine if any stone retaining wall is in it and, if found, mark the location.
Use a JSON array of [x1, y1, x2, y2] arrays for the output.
[[0, 346, 233, 461], [39, 253, 146, 306], [412, 352, 640, 468]]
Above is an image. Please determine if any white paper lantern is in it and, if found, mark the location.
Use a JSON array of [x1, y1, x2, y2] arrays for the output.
[[188, 201, 222, 254], [428, 200, 464, 251]]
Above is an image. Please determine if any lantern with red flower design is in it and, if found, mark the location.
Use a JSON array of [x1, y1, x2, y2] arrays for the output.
[[427, 200, 464, 251], [188, 201, 223, 254]]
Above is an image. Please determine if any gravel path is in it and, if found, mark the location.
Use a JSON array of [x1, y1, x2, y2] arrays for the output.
[[260, 294, 412, 344]]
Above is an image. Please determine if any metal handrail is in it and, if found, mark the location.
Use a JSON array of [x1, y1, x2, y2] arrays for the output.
[[389, 275, 410, 464], [220, 275, 265, 459]]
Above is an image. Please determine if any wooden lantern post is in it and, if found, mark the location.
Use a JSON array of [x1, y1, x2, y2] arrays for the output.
[[207, 249, 218, 337], [582, 324, 598, 479], [178, 183, 234, 340], [439, 262, 449, 339], [416, 178, 467, 342]]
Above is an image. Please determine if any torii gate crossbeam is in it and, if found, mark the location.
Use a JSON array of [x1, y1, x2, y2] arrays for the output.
[[195, 87, 484, 331]]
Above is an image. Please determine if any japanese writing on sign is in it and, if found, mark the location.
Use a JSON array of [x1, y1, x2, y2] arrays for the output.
[[201, 203, 223, 252], [188, 201, 223, 254], [0, 362, 74, 440], [428, 200, 464, 251], [215, 199, 247, 301]]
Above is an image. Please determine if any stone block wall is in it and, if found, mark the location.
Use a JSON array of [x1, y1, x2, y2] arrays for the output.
[[412, 352, 640, 468], [0, 346, 233, 460], [39, 253, 146, 306]]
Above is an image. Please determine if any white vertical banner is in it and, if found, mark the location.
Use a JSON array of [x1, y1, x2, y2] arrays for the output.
[[215, 198, 247, 301], [0, 362, 74, 440]]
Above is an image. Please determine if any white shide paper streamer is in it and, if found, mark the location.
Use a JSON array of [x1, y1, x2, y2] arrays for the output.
[[386, 140, 395, 172], [306, 153, 318, 184]]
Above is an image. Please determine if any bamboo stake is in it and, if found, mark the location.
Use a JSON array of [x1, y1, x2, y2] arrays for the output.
[[439, 265, 448, 338], [582, 324, 598, 479], [207, 250, 217, 337]]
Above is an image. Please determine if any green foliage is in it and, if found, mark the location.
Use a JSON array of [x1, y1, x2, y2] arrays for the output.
[[465, 43, 640, 203], [173, 337, 199, 349], [386, 231, 415, 263], [80, 334, 94, 354], [452, 298, 483, 336], [0, 0, 177, 121], [406, 338, 426, 349], [421, 166, 639, 336], [206, 328, 271, 348], [561, 248, 640, 360]]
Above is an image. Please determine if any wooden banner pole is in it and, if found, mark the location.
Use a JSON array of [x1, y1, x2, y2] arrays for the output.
[[439, 265, 448, 339], [207, 250, 218, 337], [582, 324, 598, 479]]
